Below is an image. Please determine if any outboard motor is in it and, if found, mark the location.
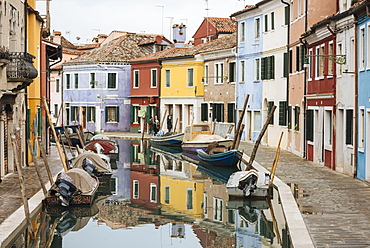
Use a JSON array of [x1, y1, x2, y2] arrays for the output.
[[55, 173, 77, 207], [82, 158, 98, 176], [238, 173, 258, 197]]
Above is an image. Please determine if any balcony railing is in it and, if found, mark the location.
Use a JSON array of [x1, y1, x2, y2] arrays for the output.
[[7, 52, 38, 84]]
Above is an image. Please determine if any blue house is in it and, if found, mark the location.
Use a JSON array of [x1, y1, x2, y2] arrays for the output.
[[355, 3, 370, 181], [62, 31, 171, 133], [231, 7, 263, 142]]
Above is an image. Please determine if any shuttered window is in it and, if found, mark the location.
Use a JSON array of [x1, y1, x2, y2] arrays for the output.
[[306, 110, 314, 142], [279, 101, 287, 126], [108, 73, 117, 89], [227, 103, 235, 123], [105, 106, 119, 122], [268, 101, 274, 125], [201, 103, 208, 121], [346, 109, 353, 145]]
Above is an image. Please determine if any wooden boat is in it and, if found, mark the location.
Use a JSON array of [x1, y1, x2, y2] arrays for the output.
[[50, 125, 94, 147], [226, 170, 271, 198], [71, 152, 113, 184], [84, 134, 118, 169], [182, 124, 233, 154], [149, 132, 185, 147], [44, 168, 99, 207], [196, 149, 242, 167]]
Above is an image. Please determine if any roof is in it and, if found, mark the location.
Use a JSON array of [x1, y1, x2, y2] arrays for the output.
[[230, 0, 273, 17], [131, 33, 236, 63], [205, 17, 237, 33], [63, 33, 169, 65]]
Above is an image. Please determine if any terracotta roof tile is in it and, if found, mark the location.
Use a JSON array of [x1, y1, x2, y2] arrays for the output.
[[205, 17, 237, 33]]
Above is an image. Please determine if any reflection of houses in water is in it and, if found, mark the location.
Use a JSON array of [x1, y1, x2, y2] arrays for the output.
[[171, 223, 185, 238]]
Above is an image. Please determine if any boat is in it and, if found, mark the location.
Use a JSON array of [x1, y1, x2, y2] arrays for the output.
[[43, 168, 99, 207], [226, 170, 271, 198], [71, 152, 113, 184], [196, 149, 243, 167], [181, 124, 233, 154], [84, 134, 118, 168], [50, 125, 94, 147], [149, 131, 185, 147]]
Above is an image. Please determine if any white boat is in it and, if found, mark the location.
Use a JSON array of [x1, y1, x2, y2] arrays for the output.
[[226, 170, 271, 198]]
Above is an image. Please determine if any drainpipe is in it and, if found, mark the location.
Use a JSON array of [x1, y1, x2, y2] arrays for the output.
[[24, 0, 29, 164], [281, 0, 290, 141], [354, 14, 358, 178], [302, 0, 308, 158]]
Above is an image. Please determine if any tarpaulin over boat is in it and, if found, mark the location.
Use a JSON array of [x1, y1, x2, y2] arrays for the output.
[[65, 168, 98, 193], [72, 152, 111, 172]]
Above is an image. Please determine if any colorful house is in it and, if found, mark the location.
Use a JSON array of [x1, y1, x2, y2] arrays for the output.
[[62, 31, 170, 133]]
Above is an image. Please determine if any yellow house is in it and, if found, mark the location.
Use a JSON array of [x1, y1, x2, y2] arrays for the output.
[[160, 57, 205, 132]]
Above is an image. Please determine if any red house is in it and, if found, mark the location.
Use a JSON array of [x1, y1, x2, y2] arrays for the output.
[[192, 17, 236, 46]]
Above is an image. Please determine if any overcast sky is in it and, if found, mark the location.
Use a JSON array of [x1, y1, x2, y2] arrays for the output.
[[36, 0, 257, 44]]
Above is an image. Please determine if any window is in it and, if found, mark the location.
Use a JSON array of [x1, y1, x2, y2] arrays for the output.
[[319, 45, 325, 78], [212, 103, 224, 122], [65, 103, 70, 124], [133, 180, 139, 199], [346, 109, 353, 145], [294, 106, 300, 131], [315, 47, 320, 78], [360, 109, 365, 148], [187, 68, 194, 86], [150, 183, 157, 203], [271, 12, 275, 30], [66, 74, 71, 89], [151, 69, 157, 87], [360, 27, 365, 70], [229, 62, 236, 83], [165, 70, 170, 87], [56, 78, 60, 92], [264, 14, 268, 32], [187, 189, 193, 209], [328, 42, 334, 76], [106, 106, 119, 122], [306, 110, 314, 142], [254, 58, 260, 81], [74, 73, 78, 88], [324, 110, 332, 146], [279, 101, 287, 126], [240, 60, 245, 82], [295, 45, 305, 72], [108, 73, 117, 89], [201, 103, 208, 121], [215, 63, 224, 84], [213, 198, 223, 222], [367, 24, 370, 69], [254, 18, 260, 39], [227, 103, 235, 123], [71, 106, 78, 122], [90, 73, 96, 88], [204, 65, 209, 84], [261, 56, 275, 80], [164, 186, 170, 204], [240, 22, 245, 42], [54, 104, 58, 118], [134, 70, 139, 88], [131, 106, 140, 123], [87, 106, 95, 122], [268, 101, 274, 125], [287, 105, 292, 129]]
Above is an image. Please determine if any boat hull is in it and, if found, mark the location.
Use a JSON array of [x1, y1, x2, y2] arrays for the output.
[[150, 133, 184, 146], [182, 139, 233, 153], [226, 170, 271, 198], [196, 149, 242, 167]]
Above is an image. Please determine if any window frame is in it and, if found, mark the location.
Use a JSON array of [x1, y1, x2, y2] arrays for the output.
[[74, 73, 78, 89], [165, 69, 171, 87], [239, 21, 245, 43], [214, 63, 224, 84], [187, 68, 194, 87], [107, 72, 117, 89], [106, 106, 119, 123], [133, 180, 139, 199], [151, 69, 157, 88], [66, 74, 71, 89], [254, 17, 261, 40]]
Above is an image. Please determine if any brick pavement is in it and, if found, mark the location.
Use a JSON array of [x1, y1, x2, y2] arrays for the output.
[[1, 133, 370, 247]]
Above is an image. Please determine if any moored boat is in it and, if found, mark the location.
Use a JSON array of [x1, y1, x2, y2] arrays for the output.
[[196, 149, 242, 167], [226, 170, 271, 198], [50, 125, 94, 147], [44, 168, 99, 207], [149, 132, 185, 147]]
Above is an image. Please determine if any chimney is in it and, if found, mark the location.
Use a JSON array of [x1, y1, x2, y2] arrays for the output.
[[172, 23, 186, 47], [52, 31, 62, 45]]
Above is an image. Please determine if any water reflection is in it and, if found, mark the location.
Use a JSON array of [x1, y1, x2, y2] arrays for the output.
[[7, 139, 291, 248]]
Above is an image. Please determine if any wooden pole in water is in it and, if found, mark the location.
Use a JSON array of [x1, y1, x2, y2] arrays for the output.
[[63, 126, 76, 158], [246, 105, 276, 170], [141, 117, 145, 141], [10, 136, 35, 240], [36, 137, 53, 185], [76, 128, 86, 148], [232, 94, 249, 149], [75, 144, 82, 155], [41, 97, 68, 172], [57, 131, 69, 166], [159, 109, 167, 131], [26, 139, 47, 196], [234, 124, 245, 150], [212, 119, 217, 135], [269, 132, 284, 188]]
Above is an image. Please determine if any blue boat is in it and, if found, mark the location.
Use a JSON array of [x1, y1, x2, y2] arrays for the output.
[[149, 132, 184, 146], [196, 149, 243, 167]]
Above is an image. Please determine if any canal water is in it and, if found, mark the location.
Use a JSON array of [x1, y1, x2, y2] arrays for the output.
[[7, 139, 291, 248]]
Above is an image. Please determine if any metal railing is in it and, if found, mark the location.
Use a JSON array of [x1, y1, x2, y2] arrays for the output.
[[6, 52, 38, 82]]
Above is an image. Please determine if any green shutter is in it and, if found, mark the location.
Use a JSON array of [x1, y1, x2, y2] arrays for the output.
[[284, 6, 289, 25], [87, 107, 91, 122], [71, 106, 75, 121], [300, 45, 305, 71], [271, 12, 275, 30], [279, 101, 287, 126], [264, 15, 268, 32], [105, 107, 108, 123], [130, 146, 134, 162], [306, 110, 314, 142], [130, 106, 134, 123], [283, 53, 288, 77], [268, 101, 274, 125], [289, 50, 293, 73], [146, 106, 150, 123], [287, 105, 292, 129], [116, 106, 119, 122], [267, 57, 271, 80], [261, 57, 266, 80], [271, 56, 275, 79]]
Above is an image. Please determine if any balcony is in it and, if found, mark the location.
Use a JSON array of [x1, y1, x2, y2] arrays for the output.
[[6, 52, 38, 91]]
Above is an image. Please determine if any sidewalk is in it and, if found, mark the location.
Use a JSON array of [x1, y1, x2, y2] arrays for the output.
[[1, 133, 369, 247]]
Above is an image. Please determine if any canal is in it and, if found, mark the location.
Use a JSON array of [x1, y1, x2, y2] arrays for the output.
[[7, 139, 292, 248]]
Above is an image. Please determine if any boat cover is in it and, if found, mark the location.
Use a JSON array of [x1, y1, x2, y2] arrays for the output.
[[73, 152, 111, 172], [65, 168, 98, 193], [191, 134, 226, 142]]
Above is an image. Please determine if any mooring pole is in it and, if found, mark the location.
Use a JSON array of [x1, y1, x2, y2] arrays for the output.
[[232, 94, 249, 149]]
